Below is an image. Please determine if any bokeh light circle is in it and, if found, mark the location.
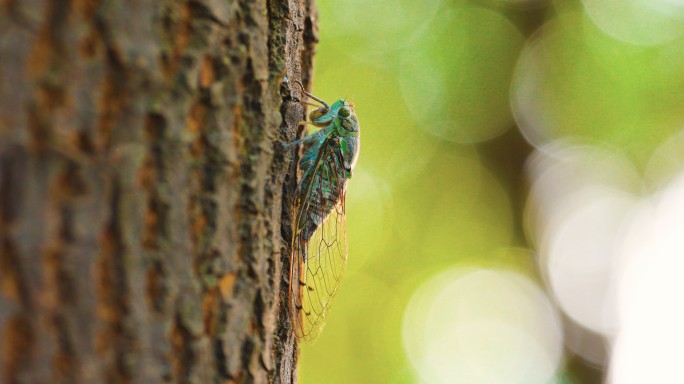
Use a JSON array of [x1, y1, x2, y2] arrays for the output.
[[610, 173, 684, 383], [399, 5, 524, 143], [509, 14, 643, 150], [318, 0, 445, 64], [525, 142, 639, 336], [644, 128, 684, 189], [524, 141, 640, 247], [403, 268, 563, 384], [581, 0, 684, 46], [542, 186, 636, 335], [511, 12, 684, 165]]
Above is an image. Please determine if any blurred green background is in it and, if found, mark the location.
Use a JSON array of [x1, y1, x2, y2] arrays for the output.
[[299, 0, 684, 383]]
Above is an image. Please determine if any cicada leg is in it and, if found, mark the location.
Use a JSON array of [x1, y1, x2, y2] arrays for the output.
[[295, 80, 329, 109], [300, 101, 322, 109], [283, 129, 325, 148]]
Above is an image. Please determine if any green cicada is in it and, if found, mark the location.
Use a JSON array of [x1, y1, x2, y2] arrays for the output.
[[285, 81, 360, 340]]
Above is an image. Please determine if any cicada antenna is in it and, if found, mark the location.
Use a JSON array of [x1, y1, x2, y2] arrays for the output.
[[295, 80, 329, 109]]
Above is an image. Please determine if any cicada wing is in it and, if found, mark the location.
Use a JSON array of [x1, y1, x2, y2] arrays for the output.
[[299, 200, 347, 340], [289, 139, 349, 341]]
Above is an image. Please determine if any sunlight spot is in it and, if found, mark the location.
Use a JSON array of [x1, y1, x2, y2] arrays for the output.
[[403, 268, 563, 384]]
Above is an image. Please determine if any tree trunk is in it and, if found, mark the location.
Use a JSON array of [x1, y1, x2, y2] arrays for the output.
[[0, 0, 316, 383]]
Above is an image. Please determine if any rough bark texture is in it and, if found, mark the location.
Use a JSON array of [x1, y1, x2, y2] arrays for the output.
[[0, 0, 317, 383]]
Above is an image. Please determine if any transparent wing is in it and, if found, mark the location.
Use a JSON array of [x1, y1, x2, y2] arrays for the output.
[[290, 200, 347, 340], [289, 139, 348, 341]]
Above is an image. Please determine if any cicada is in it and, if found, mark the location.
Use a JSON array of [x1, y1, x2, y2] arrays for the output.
[[285, 81, 360, 340]]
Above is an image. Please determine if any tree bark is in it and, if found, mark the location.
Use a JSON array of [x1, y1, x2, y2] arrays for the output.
[[0, 0, 316, 383]]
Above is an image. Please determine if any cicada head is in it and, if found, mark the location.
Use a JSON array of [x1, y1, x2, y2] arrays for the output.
[[333, 100, 359, 136], [333, 100, 360, 172]]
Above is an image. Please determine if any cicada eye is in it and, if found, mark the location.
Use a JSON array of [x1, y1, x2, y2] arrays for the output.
[[338, 106, 351, 118]]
